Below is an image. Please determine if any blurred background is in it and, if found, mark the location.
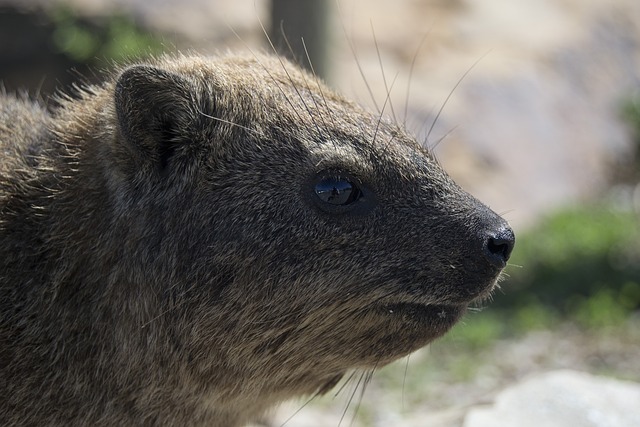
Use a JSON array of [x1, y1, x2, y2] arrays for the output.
[[1, 0, 638, 425]]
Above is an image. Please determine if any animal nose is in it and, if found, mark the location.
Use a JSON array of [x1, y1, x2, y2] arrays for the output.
[[483, 226, 515, 269]]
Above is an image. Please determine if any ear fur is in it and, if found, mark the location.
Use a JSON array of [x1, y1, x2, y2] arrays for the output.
[[114, 65, 196, 171]]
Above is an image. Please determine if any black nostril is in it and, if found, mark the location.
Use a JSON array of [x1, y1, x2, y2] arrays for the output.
[[484, 227, 515, 268]]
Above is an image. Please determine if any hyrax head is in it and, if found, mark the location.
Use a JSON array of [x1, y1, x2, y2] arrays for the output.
[[110, 54, 514, 382]]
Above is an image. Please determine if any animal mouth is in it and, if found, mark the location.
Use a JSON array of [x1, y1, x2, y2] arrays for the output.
[[382, 302, 467, 323], [378, 276, 500, 326]]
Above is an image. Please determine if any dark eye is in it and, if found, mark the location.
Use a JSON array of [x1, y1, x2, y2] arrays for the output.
[[315, 176, 362, 206]]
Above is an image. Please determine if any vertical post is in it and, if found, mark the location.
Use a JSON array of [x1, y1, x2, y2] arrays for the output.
[[269, 0, 330, 80]]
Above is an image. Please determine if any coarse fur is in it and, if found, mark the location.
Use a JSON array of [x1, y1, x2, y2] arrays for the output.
[[0, 53, 514, 426]]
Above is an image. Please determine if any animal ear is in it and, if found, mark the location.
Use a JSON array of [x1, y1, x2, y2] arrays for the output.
[[114, 65, 196, 170]]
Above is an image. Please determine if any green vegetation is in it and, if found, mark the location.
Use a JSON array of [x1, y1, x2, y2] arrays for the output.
[[496, 93, 640, 329], [50, 6, 165, 64], [498, 205, 640, 328]]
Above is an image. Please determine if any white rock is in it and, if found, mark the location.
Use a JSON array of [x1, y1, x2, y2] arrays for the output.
[[464, 370, 640, 427]]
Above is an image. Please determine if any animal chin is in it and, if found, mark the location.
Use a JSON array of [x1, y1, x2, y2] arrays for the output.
[[377, 276, 501, 330], [448, 274, 502, 306], [360, 302, 468, 362], [466, 275, 502, 306]]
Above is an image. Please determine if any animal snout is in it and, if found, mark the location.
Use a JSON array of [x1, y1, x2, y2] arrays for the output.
[[483, 226, 515, 269]]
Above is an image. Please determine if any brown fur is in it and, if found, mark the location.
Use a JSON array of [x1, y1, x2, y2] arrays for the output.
[[0, 53, 514, 426]]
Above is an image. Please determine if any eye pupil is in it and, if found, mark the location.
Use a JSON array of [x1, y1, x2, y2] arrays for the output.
[[315, 177, 361, 205]]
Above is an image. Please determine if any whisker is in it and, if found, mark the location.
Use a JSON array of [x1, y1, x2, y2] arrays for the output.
[[198, 110, 261, 137], [301, 38, 339, 134], [139, 283, 195, 329], [426, 51, 490, 148], [338, 371, 365, 427], [280, 32, 325, 119], [278, 389, 323, 427], [348, 367, 376, 427], [403, 29, 433, 129], [372, 73, 399, 148], [402, 355, 410, 411], [140, 310, 166, 329], [278, 28, 338, 150], [227, 22, 307, 129], [380, 133, 397, 158], [430, 125, 459, 151], [336, 0, 380, 113], [333, 371, 358, 398], [370, 20, 397, 124], [257, 15, 326, 142], [498, 209, 516, 218]]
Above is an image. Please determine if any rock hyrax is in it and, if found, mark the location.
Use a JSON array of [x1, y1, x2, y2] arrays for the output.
[[0, 53, 514, 426]]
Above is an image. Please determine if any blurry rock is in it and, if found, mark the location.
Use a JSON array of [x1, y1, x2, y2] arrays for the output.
[[464, 370, 640, 427]]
